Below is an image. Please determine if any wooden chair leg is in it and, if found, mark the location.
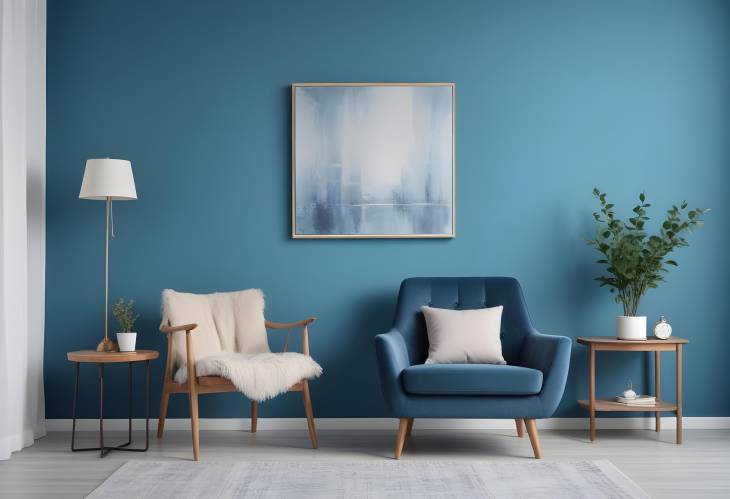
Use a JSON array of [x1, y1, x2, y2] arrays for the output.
[[302, 380, 318, 449], [251, 401, 258, 433], [394, 418, 409, 459], [400, 418, 415, 452], [525, 418, 542, 459], [189, 390, 200, 461], [157, 389, 170, 439], [515, 418, 525, 438]]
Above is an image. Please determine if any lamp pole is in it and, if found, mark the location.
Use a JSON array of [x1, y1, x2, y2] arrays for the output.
[[97, 196, 118, 352]]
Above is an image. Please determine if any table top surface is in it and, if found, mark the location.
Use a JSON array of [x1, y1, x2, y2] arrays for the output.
[[67, 350, 159, 363], [577, 336, 688, 346]]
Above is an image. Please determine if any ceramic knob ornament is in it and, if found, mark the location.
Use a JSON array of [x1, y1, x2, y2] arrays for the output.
[[622, 378, 637, 399], [654, 315, 672, 340]]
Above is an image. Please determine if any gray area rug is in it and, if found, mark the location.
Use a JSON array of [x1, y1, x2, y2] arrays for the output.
[[88, 460, 648, 498]]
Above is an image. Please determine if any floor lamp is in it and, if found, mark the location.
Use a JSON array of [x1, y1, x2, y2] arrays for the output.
[[79, 158, 137, 352]]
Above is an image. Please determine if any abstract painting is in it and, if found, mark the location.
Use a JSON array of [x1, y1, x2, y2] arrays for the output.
[[292, 83, 454, 238]]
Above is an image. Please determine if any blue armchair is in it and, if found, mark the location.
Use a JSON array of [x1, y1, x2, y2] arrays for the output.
[[375, 277, 571, 459]]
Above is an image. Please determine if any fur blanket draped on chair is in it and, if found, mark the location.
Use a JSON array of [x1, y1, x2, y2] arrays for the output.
[[162, 289, 322, 402]]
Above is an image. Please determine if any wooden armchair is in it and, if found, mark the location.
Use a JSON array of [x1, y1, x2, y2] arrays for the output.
[[157, 317, 318, 461]]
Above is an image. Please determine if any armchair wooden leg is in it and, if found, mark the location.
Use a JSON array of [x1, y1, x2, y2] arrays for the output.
[[251, 401, 258, 433], [188, 390, 200, 461], [302, 380, 318, 449], [515, 418, 525, 438], [525, 418, 542, 459], [400, 418, 415, 452], [394, 418, 409, 459], [157, 389, 170, 439]]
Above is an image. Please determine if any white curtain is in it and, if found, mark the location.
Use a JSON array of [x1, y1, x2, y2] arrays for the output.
[[0, 0, 46, 460]]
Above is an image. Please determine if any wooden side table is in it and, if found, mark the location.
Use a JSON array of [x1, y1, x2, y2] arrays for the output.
[[67, 350, 159, 457], [576, 336, 687, 444]]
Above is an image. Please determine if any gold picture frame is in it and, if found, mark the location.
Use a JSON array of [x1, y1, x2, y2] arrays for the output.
[[292, 82, 455, 239]]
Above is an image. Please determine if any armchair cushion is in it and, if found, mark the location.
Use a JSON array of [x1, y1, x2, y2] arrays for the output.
[[402, 363, 543, 396]]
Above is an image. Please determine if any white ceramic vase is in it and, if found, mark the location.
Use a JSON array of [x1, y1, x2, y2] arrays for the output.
[[116, 332, 137, 352], [616, 316, 646, 341]]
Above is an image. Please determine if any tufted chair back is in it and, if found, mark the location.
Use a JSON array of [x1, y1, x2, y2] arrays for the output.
[[393, 277, 534, 365]]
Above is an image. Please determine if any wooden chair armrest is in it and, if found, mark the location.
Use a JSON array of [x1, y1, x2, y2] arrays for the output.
[[265, 317, 316, 330], [160, 323, 198, 334], [265, 317, 316, 356], [159, 322, 198, 385]]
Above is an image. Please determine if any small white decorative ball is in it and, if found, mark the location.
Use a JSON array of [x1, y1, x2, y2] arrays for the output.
[[654, 315, 672, 340]]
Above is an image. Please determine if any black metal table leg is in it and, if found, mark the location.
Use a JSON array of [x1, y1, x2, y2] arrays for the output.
[[126, 360, 132, 444], [71, 362, 80, 451], [99, 363, 105, 457], [70, 360, 152, 457], [112, 362, 132, 449], [144, 359, 150, 450]]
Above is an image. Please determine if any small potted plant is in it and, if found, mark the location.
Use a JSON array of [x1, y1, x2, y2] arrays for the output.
[[113, 298, 140, 351], [587, 189, 708, 340]]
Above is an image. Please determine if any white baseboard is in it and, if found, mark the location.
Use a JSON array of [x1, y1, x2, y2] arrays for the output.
[[45, 416, 730, 432]]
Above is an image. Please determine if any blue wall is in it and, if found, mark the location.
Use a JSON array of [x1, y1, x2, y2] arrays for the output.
[[46, 0, 730, 419]]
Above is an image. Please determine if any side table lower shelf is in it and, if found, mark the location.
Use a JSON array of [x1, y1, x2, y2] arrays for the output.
[[578, 399, 677, 413]]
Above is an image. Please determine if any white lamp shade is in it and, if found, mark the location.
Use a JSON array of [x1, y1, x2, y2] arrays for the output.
[[79, 158, 137, 200]]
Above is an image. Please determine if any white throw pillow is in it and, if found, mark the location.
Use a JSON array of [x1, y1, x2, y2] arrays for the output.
[[422, 305, 506, 364]]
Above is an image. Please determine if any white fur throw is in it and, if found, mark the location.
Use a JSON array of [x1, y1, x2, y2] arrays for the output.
[[174, 352, 323, 402], [162, 289, 271, 371], [162, 288, 322, 401]]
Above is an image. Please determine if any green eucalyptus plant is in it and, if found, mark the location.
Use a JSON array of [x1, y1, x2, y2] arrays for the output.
[[112, 298, 139, 333], [587, 188, 708, 317]]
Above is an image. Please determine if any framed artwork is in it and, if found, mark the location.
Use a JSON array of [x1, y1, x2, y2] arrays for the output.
[[292, 83, 455, 238]]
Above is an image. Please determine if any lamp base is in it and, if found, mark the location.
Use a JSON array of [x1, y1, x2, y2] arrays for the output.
[[96, 337, 120, 352]]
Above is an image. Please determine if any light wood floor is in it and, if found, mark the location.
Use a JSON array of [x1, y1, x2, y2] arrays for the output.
[[1, 429, 728, 498]]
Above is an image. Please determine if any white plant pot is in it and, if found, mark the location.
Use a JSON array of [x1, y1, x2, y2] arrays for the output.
[[616, 316, 647, 341], [116, 332, 137, 352]]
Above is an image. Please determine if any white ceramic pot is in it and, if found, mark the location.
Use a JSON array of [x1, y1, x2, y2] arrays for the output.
[[616, 316, 647, 341], [116, 332, 137, 352]]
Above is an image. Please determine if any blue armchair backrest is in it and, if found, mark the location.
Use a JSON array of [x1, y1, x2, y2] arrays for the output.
[[393, 277, 535, 365]]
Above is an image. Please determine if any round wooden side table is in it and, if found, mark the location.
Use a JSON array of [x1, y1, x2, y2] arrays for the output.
[[67, 349, 159, 457], [576, 336, 687, 444]]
